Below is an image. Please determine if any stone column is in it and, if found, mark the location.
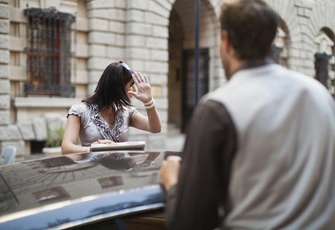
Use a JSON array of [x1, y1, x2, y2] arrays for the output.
[[292, 0, 314, 76], [0, 0, 24, 160], [86, 0, 126, 96], [125, 0, 170, 150], [0, 0, 10, 126]]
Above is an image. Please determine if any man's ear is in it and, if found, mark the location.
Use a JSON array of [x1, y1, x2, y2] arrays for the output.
[[221, 30, 230, 53]]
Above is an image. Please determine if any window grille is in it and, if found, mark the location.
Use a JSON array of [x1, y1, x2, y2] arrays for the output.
[[24, 7, 76, 97]]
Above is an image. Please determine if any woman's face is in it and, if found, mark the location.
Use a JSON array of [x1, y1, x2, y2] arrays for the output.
[[125, 79, 135, 98]]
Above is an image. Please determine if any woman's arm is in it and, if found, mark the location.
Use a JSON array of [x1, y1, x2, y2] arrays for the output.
[[128, 72, 161, 133], [130, 103, 161, 133], [61, 115, 90, 155]]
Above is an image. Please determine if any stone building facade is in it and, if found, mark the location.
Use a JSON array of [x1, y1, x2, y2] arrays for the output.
[[0, 0, 334, 160]]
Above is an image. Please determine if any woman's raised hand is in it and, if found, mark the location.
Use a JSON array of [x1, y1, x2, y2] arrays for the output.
[[128, 72, 152, 104]]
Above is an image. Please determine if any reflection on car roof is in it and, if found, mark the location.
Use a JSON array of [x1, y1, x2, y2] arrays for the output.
[[0, 150, 170, 230]]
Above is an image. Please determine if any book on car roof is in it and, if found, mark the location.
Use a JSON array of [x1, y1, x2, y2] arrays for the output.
[[90, 141, 145, 152]]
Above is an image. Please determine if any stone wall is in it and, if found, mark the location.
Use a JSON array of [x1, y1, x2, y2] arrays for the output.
[[0, 0, 23, 160], [1, 0, 335, 160], [1, 112, 67, 161]]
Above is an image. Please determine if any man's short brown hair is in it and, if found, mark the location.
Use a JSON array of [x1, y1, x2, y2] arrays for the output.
[[219, 0, 279, 59]]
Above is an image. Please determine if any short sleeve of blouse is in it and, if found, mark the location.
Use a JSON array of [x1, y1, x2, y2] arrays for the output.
[[67, 104, 86, 118], [129, 106, 138, 117]]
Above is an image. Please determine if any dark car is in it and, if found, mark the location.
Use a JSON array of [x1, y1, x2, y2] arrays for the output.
[[0, 150, 179, 230]]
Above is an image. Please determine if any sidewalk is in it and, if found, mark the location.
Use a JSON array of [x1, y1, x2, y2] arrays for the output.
[[165, 133, 185, 152]]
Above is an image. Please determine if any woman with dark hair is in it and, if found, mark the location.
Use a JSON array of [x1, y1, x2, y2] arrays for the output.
[[61, 61, 161, 154]]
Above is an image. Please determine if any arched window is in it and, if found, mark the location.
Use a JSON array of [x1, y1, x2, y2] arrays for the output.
[[314, 32, 335, 97]]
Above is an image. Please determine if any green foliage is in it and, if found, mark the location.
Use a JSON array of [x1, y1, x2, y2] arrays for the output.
[[44, 128, 65, 148]]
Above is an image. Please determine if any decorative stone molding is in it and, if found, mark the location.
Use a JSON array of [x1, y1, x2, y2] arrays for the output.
[[0, 4, 9, 19], [0, 34, 8, 49], [0, 110, 9, 125], [0, 79, 9, 94], [0, 94, 9, 109], [42, 0, 61, 9], [0, 49, 9, 64], [17, 121, 35, 140], [32, 117, 48, 141], [1, 140, 24, 161], [0, 19, 9, 34], [314, 32, 334, 55], [0, 125, 22, 140], [14, 97, 82, 108], [0, 0, 10, 158], [0, 64, 8, 78], [295, 0, 313, 18], [44, 113, 67, 134], [294, 0, 314, 9]]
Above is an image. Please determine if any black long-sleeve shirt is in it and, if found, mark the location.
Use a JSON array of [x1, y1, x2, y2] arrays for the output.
[[165, 99, 237, 230]]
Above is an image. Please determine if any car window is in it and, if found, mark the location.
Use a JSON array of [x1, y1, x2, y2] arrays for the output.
[[70, 210, 166, 230]]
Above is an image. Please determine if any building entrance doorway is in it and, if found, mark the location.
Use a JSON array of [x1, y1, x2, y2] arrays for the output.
[[182, 48, 209, 132]]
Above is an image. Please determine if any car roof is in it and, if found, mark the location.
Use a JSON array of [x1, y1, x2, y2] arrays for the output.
[[0, 150, 176, 230]]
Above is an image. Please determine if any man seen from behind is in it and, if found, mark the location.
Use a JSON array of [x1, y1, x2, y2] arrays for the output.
[[160, 0, 335, 229]]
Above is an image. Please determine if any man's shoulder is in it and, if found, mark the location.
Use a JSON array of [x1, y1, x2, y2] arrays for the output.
[[206, 64, 328, 98], [201, 85, 230, 105], [285, 68, 333, 100], [199, 93, 231, 118]]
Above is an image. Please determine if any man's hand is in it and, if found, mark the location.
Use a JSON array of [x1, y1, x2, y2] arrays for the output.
[[160, 156, 182, 191]]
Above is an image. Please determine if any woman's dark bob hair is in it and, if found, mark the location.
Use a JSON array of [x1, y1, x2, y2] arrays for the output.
[[82, 61, 134, 111]]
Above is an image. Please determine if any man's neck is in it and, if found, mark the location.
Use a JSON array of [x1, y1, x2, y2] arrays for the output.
[[230, 57, 273, 78]]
